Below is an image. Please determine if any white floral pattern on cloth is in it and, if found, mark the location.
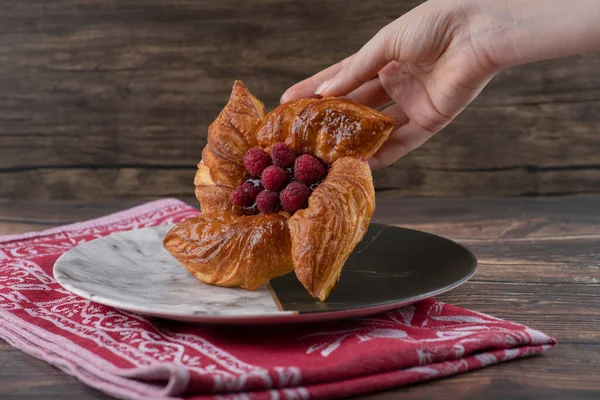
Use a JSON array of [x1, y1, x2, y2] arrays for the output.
[[0, 198, 556, 400]]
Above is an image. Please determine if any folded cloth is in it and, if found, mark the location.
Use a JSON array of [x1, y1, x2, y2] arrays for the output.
[[0, 199, 556, 400]]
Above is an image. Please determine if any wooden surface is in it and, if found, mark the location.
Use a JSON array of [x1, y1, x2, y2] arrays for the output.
[[1, 0, 600, 199], [0, 196, 599, 399]]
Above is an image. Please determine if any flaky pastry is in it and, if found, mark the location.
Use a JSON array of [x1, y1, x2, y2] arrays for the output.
[[164, 81, 397, 301]]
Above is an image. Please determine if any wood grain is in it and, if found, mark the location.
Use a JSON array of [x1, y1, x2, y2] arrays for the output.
[[437, 282, 600, 343], [0, 348, 111, 400], [1, 0, 599, 199], [0, 222, 51, 235], [1, 196, 599, 399], [373, 196, 600, 238], [366, 345, 600, 400]]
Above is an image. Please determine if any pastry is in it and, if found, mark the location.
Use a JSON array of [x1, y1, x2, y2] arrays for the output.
[[164, 81, 396, 300], [164, 213, 292, 291]]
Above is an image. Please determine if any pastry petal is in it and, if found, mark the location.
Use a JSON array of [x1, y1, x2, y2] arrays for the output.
[[163, 212, 293, 291], [255, 97, 396, 164], [255, 98, 317, 151], [289, 98, 396, 164], [288, 157, 375, 300], [196, 81, 265, 211]]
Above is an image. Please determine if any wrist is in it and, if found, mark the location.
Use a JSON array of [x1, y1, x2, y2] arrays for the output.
[[465, 0, 600, 70], [457, 0, 520, 72]]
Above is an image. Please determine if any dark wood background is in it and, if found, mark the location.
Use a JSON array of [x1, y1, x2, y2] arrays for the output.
[[1, 0, 599, 200]]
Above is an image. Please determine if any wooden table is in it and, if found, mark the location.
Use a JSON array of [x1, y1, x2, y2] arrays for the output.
[[1, 196, 599, 399]]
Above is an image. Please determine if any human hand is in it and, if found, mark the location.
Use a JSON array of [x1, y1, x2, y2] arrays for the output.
[[281, 0, 498, 169], [281, 0, 600, 169]]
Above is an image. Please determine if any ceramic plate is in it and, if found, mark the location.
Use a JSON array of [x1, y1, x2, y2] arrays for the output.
[[53, 224, 477, 325]]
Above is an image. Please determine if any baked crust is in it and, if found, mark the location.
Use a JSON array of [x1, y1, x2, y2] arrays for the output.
[[164, 80, 397, 300], [163, 212, 292, 291], [288, 157, 375, 300]]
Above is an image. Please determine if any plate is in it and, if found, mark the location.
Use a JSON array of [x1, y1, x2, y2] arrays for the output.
[[53, 224, 477, 325]]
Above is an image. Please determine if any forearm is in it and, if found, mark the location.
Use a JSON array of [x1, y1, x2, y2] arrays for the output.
[[466, 0, 600, 70]]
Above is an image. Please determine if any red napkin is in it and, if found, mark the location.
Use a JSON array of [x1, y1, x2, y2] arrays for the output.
[[0, 199, 556, 400]]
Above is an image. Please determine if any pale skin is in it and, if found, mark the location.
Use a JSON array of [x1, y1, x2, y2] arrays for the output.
[[281, 0, 600, 169]]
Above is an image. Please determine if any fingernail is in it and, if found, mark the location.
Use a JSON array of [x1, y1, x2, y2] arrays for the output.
[[315, 78, 333, 96]]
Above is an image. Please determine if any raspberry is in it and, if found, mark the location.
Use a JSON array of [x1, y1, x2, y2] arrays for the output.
[[280, 182, 311, 213], [244, 147, 271, 177], [256, 190, 280, 214], [294, 154, 326, 185], [241, 180, 262, 201], [230, 186, 254, 207], [261, 166, 290, 192], [271, 142, 296, 168]]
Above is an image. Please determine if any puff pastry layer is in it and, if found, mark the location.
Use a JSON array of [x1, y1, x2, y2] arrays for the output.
[[164, 81, 397, 300]]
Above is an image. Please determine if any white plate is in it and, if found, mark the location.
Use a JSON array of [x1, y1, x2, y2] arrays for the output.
[[53, 224, 477, 325]]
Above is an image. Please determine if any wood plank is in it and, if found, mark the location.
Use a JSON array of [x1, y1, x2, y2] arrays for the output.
[[397, 220, 600, 242], [0, 348, 110, 399], [0, 222, 53, 236], [0, 198, 193, 224], [462, 238, 600, 285], [3, 164, 600, 199], [1, 0, 599, 198], [0, 168, 195, 200], [475, 54, 600, 106], [465, 238, 600, 284], [472, 261, 600, 285], [0, 0, 403, 169], [401, 98, 600, 171], [365, 344, 600, 399], [3, 196, 600, 237], [3, 97, 600, 172], [373, 167, 600, 197], [374, 196, 600, 238], [436, 282, 600, 343]]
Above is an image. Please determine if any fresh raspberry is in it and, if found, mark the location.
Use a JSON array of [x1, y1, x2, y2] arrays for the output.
[[256, 190, 280, 214], [271, 142, 296, 168], [261, 165, 290, 192], [230, 186, 254, 207], [280, 182, 311, 213], [241, 180, 263, 201], [294, 154, 326, 185], [244, 147, 271, 177]]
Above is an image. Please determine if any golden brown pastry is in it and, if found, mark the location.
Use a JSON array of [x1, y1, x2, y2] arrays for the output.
[[164, 80, 397, 300], [194, 81, 264, 214], [163, 213, 293, 291], [288, 157, 375, 301]]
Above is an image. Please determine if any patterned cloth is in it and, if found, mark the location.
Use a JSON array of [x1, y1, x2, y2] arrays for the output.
[[0, 199, 556, 400]]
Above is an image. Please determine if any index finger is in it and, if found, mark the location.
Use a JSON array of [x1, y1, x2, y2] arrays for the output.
[[280, 55, 353, 103], [319, 27, 395, 97]]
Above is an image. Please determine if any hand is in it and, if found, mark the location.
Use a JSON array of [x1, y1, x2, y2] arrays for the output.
[[282, 0, 498, 169], [281, 0, 600, 169]]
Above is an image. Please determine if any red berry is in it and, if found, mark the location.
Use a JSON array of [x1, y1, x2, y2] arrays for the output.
[[256, 190, 280, 214], [244, 148, 271, 177], [271, 142, 296, 168], [294, 154, 326, 184], [241, 181, 262, 201], [280, 182, 311, 213], [230, 186, 254, 207], [261, 166, 290, 192]]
